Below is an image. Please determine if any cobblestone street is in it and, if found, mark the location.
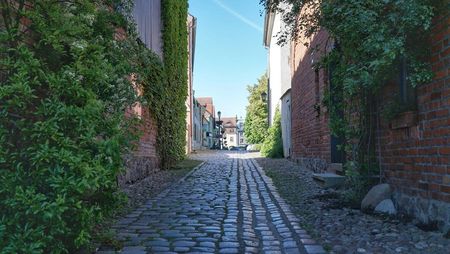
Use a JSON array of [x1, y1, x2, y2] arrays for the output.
[[99, 151, 324, 254]]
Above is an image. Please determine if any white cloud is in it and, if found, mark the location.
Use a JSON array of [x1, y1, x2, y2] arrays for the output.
[[212, 0, 263, 33]]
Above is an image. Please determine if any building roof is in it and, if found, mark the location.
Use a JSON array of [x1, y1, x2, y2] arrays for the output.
[[197, 97, 212, 105], [197, 97, 215, 117], [263, 11, 275, 47], [222, 117, 237, 128]]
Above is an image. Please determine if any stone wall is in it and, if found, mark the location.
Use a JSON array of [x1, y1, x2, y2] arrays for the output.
[[292, 157, 328, 173]]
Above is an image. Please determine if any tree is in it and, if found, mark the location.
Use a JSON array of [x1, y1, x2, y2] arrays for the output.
[[261, 107, 283, 158], [244, 73, 268, 144]]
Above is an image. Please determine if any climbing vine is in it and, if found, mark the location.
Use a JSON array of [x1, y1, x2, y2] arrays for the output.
[[127, 0, 188, 169], [261, 0, 447, 173], [159, 0, 188, 168]]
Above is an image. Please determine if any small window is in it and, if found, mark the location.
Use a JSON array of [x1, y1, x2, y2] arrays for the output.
[[230, 137, 234, 142], [194, 124, 197, 140], [398, 57, 416, 107]]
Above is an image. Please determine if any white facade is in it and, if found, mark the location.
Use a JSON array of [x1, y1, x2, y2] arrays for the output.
[[264, 5, 292, 158], [281, 91, 291, 158], [222, 117, 238, 149], [224, 133, 238, 148], [185, 14, 196, 154]]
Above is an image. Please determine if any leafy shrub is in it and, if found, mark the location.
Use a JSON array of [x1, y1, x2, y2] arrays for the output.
[[247, 143, 262, 151], [261, 107, 284, 158], [0, 0, 190, 251], [339, 161, 377, 209], [0, 1, 139, 252]]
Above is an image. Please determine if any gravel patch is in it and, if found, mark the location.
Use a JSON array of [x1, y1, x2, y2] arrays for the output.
[[255, 157, 450, 254]]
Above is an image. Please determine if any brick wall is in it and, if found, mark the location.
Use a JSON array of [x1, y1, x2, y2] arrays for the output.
[[377, 14, 450, 229], [291, 30, 332, 172], [119, 106, 160, 186]]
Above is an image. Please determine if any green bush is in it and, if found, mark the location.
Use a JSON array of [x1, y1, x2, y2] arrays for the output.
[[261, 107, 284, 158], [253, 144, 262, 151], [0, 1, 139, 252]]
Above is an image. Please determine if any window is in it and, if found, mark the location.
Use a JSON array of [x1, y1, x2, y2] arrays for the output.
[[194, 124, 197, 141], [398, 57, 416, 107], [230, 137, 234, 142]]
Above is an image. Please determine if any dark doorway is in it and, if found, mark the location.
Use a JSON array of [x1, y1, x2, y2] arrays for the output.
[[328, 51, 345, 164]]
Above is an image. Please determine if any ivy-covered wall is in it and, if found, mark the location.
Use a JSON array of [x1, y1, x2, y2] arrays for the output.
[[158, 0, 189, 168], [272, 0, 449, 230], [0, 0, 189, 252], [376, 14, 450, 231]]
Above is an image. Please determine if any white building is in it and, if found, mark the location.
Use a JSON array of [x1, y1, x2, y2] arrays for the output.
[[221, 117, 238, 149], [263, 5, 292, 158], [186, 13, 197, 154]]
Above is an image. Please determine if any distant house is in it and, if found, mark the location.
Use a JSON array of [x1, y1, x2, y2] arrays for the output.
[[222, 117, 238, 148], [263, 4, 292, 158], [197, 97, 216, 149]]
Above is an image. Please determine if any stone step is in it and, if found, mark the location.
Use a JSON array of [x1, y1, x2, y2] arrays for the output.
[[327, 163, 344, 175], [312, 173, 346, 188]]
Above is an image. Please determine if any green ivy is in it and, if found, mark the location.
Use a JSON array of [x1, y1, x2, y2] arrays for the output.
[[261, 0, 447, 171], [159, 0, 189, 168], [0, 1, 138, 252], [121, 0, 188, 169], [0, 0, 189, 252]]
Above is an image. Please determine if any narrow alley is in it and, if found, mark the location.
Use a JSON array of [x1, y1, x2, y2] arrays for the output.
[[98, 152, 324, 254], [1, 1, 448, 253]]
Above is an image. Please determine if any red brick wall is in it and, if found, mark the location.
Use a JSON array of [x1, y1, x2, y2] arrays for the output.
[[291, 30, 332, 164], [114, 27, 161, 186], [134, 107, 159, 158], [378, 15, 450, 205], [119, 106, 160, 186]]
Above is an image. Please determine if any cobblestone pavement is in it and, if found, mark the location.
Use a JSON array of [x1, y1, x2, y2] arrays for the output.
[[98, 151, 325, 254]]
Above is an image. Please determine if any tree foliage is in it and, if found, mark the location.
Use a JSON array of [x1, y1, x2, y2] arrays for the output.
[[244, 73, 269, 144], [261, 107, 283, 158], [261, 0, 446, 170], [0, 1, 138, 252], [0, 0, 188, 252]]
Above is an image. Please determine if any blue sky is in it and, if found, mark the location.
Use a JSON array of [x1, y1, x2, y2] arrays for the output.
[[189, 0, 267, 119]]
